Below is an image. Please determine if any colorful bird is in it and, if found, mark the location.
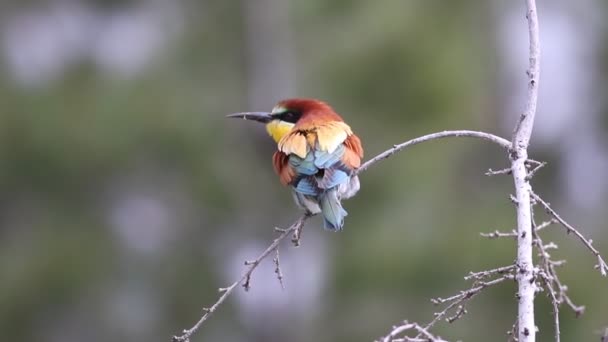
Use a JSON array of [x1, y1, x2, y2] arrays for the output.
[[227, 98, 363, 231]]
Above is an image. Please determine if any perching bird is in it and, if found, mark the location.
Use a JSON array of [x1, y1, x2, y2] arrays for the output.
[[227, 98, 363, 231]]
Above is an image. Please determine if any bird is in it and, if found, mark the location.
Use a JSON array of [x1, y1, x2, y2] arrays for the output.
[[227, 98, 363, 231]]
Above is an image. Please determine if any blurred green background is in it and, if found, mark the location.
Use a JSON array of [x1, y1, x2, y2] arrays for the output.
[[1, 1, 607, 341]]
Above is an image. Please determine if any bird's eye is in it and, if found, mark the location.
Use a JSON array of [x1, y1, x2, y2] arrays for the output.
[[280, 110, 299, 123]]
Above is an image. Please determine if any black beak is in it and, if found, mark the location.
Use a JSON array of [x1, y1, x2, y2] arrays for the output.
[[226, 112, 272, 123]]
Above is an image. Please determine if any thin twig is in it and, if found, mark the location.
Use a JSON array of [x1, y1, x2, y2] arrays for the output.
[[525, 159, 543, 166], [532, 217, 561, 342], [379, 321, 449, 342], [424, 274, 514, 331], [486, 167, 512, 176], [273, 247, 285, 290], [465, 265, 516, 280], [525, 161, 547, 180], [507, 322, 519, 342], [481, 220, 554, 239], [356, 130, 510, 175], [172, 214, 309, 342], [536, 234, 584, 316], [531, 199, 587, 342], [486, 159, 545, 177], [530, 191, 608, 276], [538, 271, 561, 342], [481, 229, 518, 239], [291, 212, 313, 246]]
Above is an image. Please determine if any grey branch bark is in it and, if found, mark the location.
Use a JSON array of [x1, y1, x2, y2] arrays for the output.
[[511, 1, 541, 341], [356, 130, 510, 175]]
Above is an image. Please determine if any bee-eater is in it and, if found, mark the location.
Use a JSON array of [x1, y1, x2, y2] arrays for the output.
[[227, 98, 363, 231]]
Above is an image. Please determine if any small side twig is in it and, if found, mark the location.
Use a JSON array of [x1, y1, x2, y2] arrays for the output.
[[486, 159, 544, 177], [481, 220, 554, 240], [534, 230, 585, 317], [291, 212, 312, 246], [273, 247, 285, 289], [525, 161, 547, 180], [486, 167, 512, 176], [537, 271, 561, 342], [507, 322, 519, 341], [481, 229, 518, 239], [531, 200, 586, 342], [530, 191, 608, 276], [533, 225, 562, 342], [465, 264, 516, 280], [379, 320, 449, 342], [425, 272, 514, 331]]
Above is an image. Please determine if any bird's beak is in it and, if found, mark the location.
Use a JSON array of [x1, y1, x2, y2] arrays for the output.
[[226, 112, 272, 123]]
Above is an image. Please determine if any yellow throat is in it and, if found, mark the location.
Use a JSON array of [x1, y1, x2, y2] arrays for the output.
[[266, 120, 294, 143]]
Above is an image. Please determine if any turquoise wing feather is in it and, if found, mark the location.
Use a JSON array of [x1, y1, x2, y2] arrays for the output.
[[289, 152, 317, 175], [320, 188, 348, 230], [284, 141, 353, 231], [313, 144, 345, 168]]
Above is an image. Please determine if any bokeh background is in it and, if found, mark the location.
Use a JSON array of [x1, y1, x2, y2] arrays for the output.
[[1, 0, 607, 341]]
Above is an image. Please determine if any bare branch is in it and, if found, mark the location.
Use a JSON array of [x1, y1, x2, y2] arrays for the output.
[[533, 226, 561, 342], [172, 214, 310, 342], [535, 219, 557, 232], [273, 247, 285, 290], [531, 198, 589, 342], [510, 1, 541, 341], [486, 167, 512, 176], [424, 272, 514, 332], [465, 265, 516, 280], [379, 321, 449, 342], [356, 130, 510, 175], [507, 322, 519, 342], [481, 229, 518, 239], [544, 278, 561, 342], [525, 159, 543, 166], [525, 161, 547, 180], [171, 282, 238, 342], [481, 220, 554, 240], [291, 217, 307, 246], [530, 191, 608, 276]]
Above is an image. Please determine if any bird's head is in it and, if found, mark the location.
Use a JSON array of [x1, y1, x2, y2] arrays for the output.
[[227, 98, 343, 143]]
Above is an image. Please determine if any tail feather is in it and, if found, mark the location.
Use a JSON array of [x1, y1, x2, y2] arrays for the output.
[[320, 189, 348, 231]]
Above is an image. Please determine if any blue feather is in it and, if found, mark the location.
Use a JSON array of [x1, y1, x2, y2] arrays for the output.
[[318, 168, 349, 189], [289, 153, 318, 175], [285, 141, 354, 231], [294, 176, 320, 196], [313, 144, 345, 168], [320, 188, 347, 231]]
